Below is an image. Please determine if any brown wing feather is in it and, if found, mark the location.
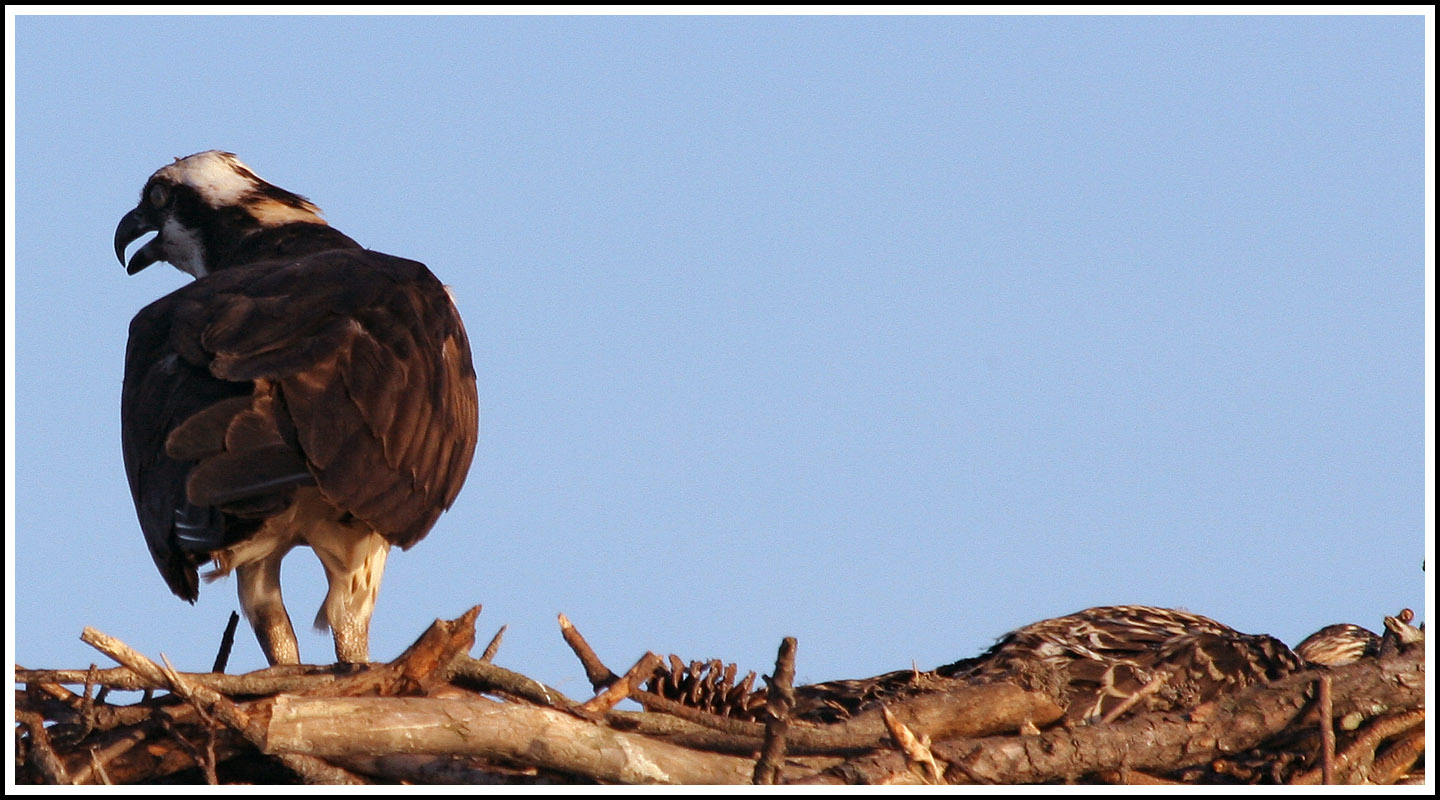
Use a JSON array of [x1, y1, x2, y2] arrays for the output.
[[123, 246, 478, 601], [122, 305, 254, 600], [180, 249, 478, 549]]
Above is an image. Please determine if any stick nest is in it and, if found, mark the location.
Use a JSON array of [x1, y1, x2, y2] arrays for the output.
[[13, 605, 1425, 785]]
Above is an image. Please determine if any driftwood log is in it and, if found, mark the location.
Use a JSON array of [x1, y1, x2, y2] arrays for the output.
[[13, 605, 1426, 785]]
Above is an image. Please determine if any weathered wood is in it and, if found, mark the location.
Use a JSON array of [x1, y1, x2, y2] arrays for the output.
[[331, 753, 580, 784], [753, 636, 797, 784], [578, 652, 662, 718], [16, 663, 347, 694], [212, 612, 241, 674], [79, 627, 366, 785], [831, 680, 1064, 744], [1318, 674, 1335, 784], [318, 605, 481, 698], [625, 678, 1064, 756], [558, 613, 620, 690], [479, 624, 508, 663], [17, 710, 71, 784], [879, 705, 943, 783], [450, 655, 579, 710], [1363, 728, 1424, 785], [262, 695, 759, 784]]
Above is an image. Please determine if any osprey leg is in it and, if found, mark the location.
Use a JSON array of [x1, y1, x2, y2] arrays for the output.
[[310, 529, 391, 664], [235, 556, 300, 666]]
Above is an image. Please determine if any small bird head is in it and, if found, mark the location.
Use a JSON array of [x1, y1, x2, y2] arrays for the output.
[[114, 151, 326, 278]]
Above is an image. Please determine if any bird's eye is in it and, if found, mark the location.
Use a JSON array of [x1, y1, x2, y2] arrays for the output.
[[148, 183, 170, 208]]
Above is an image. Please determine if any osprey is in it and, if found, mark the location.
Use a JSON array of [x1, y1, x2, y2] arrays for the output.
[[788, 606, 1307, 724], [1294, 623, 1380, 666], [114, 151, 478, 665]]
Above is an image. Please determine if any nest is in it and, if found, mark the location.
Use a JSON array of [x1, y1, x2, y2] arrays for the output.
[[13, 605, 1425, 785]]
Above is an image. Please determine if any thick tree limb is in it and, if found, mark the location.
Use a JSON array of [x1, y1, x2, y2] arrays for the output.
[[261, 695, 760, 784], [834, 680, 1064, 745], [331, 753, 581, 784], [625, 677, 1062, 756]]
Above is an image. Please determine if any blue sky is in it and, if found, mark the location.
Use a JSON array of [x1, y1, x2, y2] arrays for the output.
[[7, 12, 1432, 700]]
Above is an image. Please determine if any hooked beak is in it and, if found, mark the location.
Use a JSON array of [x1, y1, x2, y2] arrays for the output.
[[114, 207, 160, 275]]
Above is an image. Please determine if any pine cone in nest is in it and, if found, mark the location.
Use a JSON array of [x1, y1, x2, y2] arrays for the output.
[[644, 655, 767, 720]]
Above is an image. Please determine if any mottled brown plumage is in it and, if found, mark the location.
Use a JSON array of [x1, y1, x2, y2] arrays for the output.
[[788, 606, 1304, 725], [117, 151, 478, 665], [933, 605, 1302, 722], [1294, 623, 1381, 666]]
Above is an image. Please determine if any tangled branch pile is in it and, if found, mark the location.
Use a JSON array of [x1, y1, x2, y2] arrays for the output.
[[13, 605, 1425, 785]]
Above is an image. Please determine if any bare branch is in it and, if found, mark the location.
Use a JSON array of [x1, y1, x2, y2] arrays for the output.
[[450, 656, 578, 710], [578, 652, 661, 718], [753, 636, 797, 785], [17, 710, 71, 785], [1318, 674, 1335, 784], [558, 613, 620, 690], [211, 612, 241, 674], [479, 624, 508, 663], [1366, 730, 1425, 785]]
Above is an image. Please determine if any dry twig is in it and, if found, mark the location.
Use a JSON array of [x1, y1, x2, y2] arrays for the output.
[[480, 624, 507, 663], [753, 636, 797, 785], [881, 706, 944, 784], [578, 652, 662, 718], [18, 709, 71, 785], [1367, 730, 1425, 785], [558, 613, 620, 690], [211, 612, 240, 674], [1318, 673, 1335, 784]]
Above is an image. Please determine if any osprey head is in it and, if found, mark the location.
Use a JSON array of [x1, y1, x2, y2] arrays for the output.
[[114, 151, 327, 277]]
